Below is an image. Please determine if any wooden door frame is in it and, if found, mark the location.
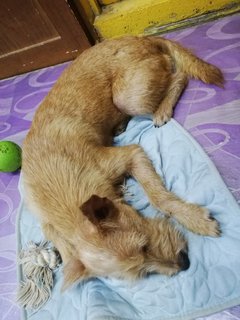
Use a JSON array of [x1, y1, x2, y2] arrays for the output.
[[69, 0, 99, 43]]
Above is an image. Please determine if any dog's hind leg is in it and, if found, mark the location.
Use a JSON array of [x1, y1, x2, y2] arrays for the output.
[[100, 145, 220, 237], [112, 56, 172, 117], [153, 71, 188, 127], [112, 56, 187, 126]]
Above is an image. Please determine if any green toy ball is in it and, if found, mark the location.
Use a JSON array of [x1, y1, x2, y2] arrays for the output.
[[0, 141, 22, 172]]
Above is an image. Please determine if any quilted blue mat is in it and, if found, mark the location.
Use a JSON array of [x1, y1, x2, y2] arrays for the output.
[[17, 117, 240, 320]]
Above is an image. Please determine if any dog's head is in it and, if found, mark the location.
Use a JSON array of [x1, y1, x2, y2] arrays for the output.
[[63, 195, 189, 290]]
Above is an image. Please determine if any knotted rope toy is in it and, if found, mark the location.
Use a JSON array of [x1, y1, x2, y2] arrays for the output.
[[17, 241, 61, 309]]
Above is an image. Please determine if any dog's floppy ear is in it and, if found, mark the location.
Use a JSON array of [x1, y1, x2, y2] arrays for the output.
[[80, 195, 118, 226], [62, 258, 89, 291]]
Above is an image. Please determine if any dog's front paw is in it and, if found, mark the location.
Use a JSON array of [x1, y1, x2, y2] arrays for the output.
[[190, 206, 221, 237], [153, 110, 172, 127]]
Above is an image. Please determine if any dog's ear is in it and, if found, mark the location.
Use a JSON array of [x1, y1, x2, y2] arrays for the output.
[[62, 258, 89, 291], [80, 195, 118, 226]]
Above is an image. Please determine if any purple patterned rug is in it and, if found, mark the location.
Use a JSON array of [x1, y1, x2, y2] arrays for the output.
[[0, 14, 240, 320]]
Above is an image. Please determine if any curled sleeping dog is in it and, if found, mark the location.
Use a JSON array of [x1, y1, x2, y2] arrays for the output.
[[22, 36, 223, 289]]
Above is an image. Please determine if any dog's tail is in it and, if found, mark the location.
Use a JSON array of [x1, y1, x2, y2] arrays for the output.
[[152, 37, 224, 87]]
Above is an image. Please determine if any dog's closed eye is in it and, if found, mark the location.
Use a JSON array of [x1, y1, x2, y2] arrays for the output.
[[142, 244, 149, 253]]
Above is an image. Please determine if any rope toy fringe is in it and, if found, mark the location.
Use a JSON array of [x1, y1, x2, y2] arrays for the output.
[[17, 241, 61, 310]]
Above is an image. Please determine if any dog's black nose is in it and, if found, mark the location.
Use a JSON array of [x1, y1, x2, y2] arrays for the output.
[[178, 250, 190, 271]]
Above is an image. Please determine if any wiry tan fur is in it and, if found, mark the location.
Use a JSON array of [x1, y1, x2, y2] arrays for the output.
[[22, 36, 223, 289]]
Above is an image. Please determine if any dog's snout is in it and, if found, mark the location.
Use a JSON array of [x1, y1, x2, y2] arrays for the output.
[[178, 250, 190, 271]]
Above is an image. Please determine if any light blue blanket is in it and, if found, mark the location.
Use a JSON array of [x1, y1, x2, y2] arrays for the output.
[[17, 117, 240, 320]]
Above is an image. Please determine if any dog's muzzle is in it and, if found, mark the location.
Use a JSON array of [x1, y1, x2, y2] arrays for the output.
[[178, 250, 190, 271]]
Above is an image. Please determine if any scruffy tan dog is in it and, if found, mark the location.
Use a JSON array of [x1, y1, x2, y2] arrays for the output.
[[22, 36, 223, 289]]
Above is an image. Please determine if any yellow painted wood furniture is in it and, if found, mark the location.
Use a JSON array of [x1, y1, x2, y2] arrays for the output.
[[77, 0, 240, 39]]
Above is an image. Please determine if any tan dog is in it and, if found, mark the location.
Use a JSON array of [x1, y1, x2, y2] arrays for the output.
[[22, 36, 223, 289]]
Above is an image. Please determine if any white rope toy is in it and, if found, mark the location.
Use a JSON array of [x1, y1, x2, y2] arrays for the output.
[[17, 241, 61, 310]]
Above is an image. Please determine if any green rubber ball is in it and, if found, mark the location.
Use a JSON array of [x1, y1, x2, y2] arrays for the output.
[[0, 141, 22, 172]]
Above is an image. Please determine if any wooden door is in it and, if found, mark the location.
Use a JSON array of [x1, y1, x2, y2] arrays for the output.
[[0, 0, 91, 79]]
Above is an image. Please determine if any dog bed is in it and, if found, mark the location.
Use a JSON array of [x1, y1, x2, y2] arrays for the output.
[[17, 116, 240, 320]]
